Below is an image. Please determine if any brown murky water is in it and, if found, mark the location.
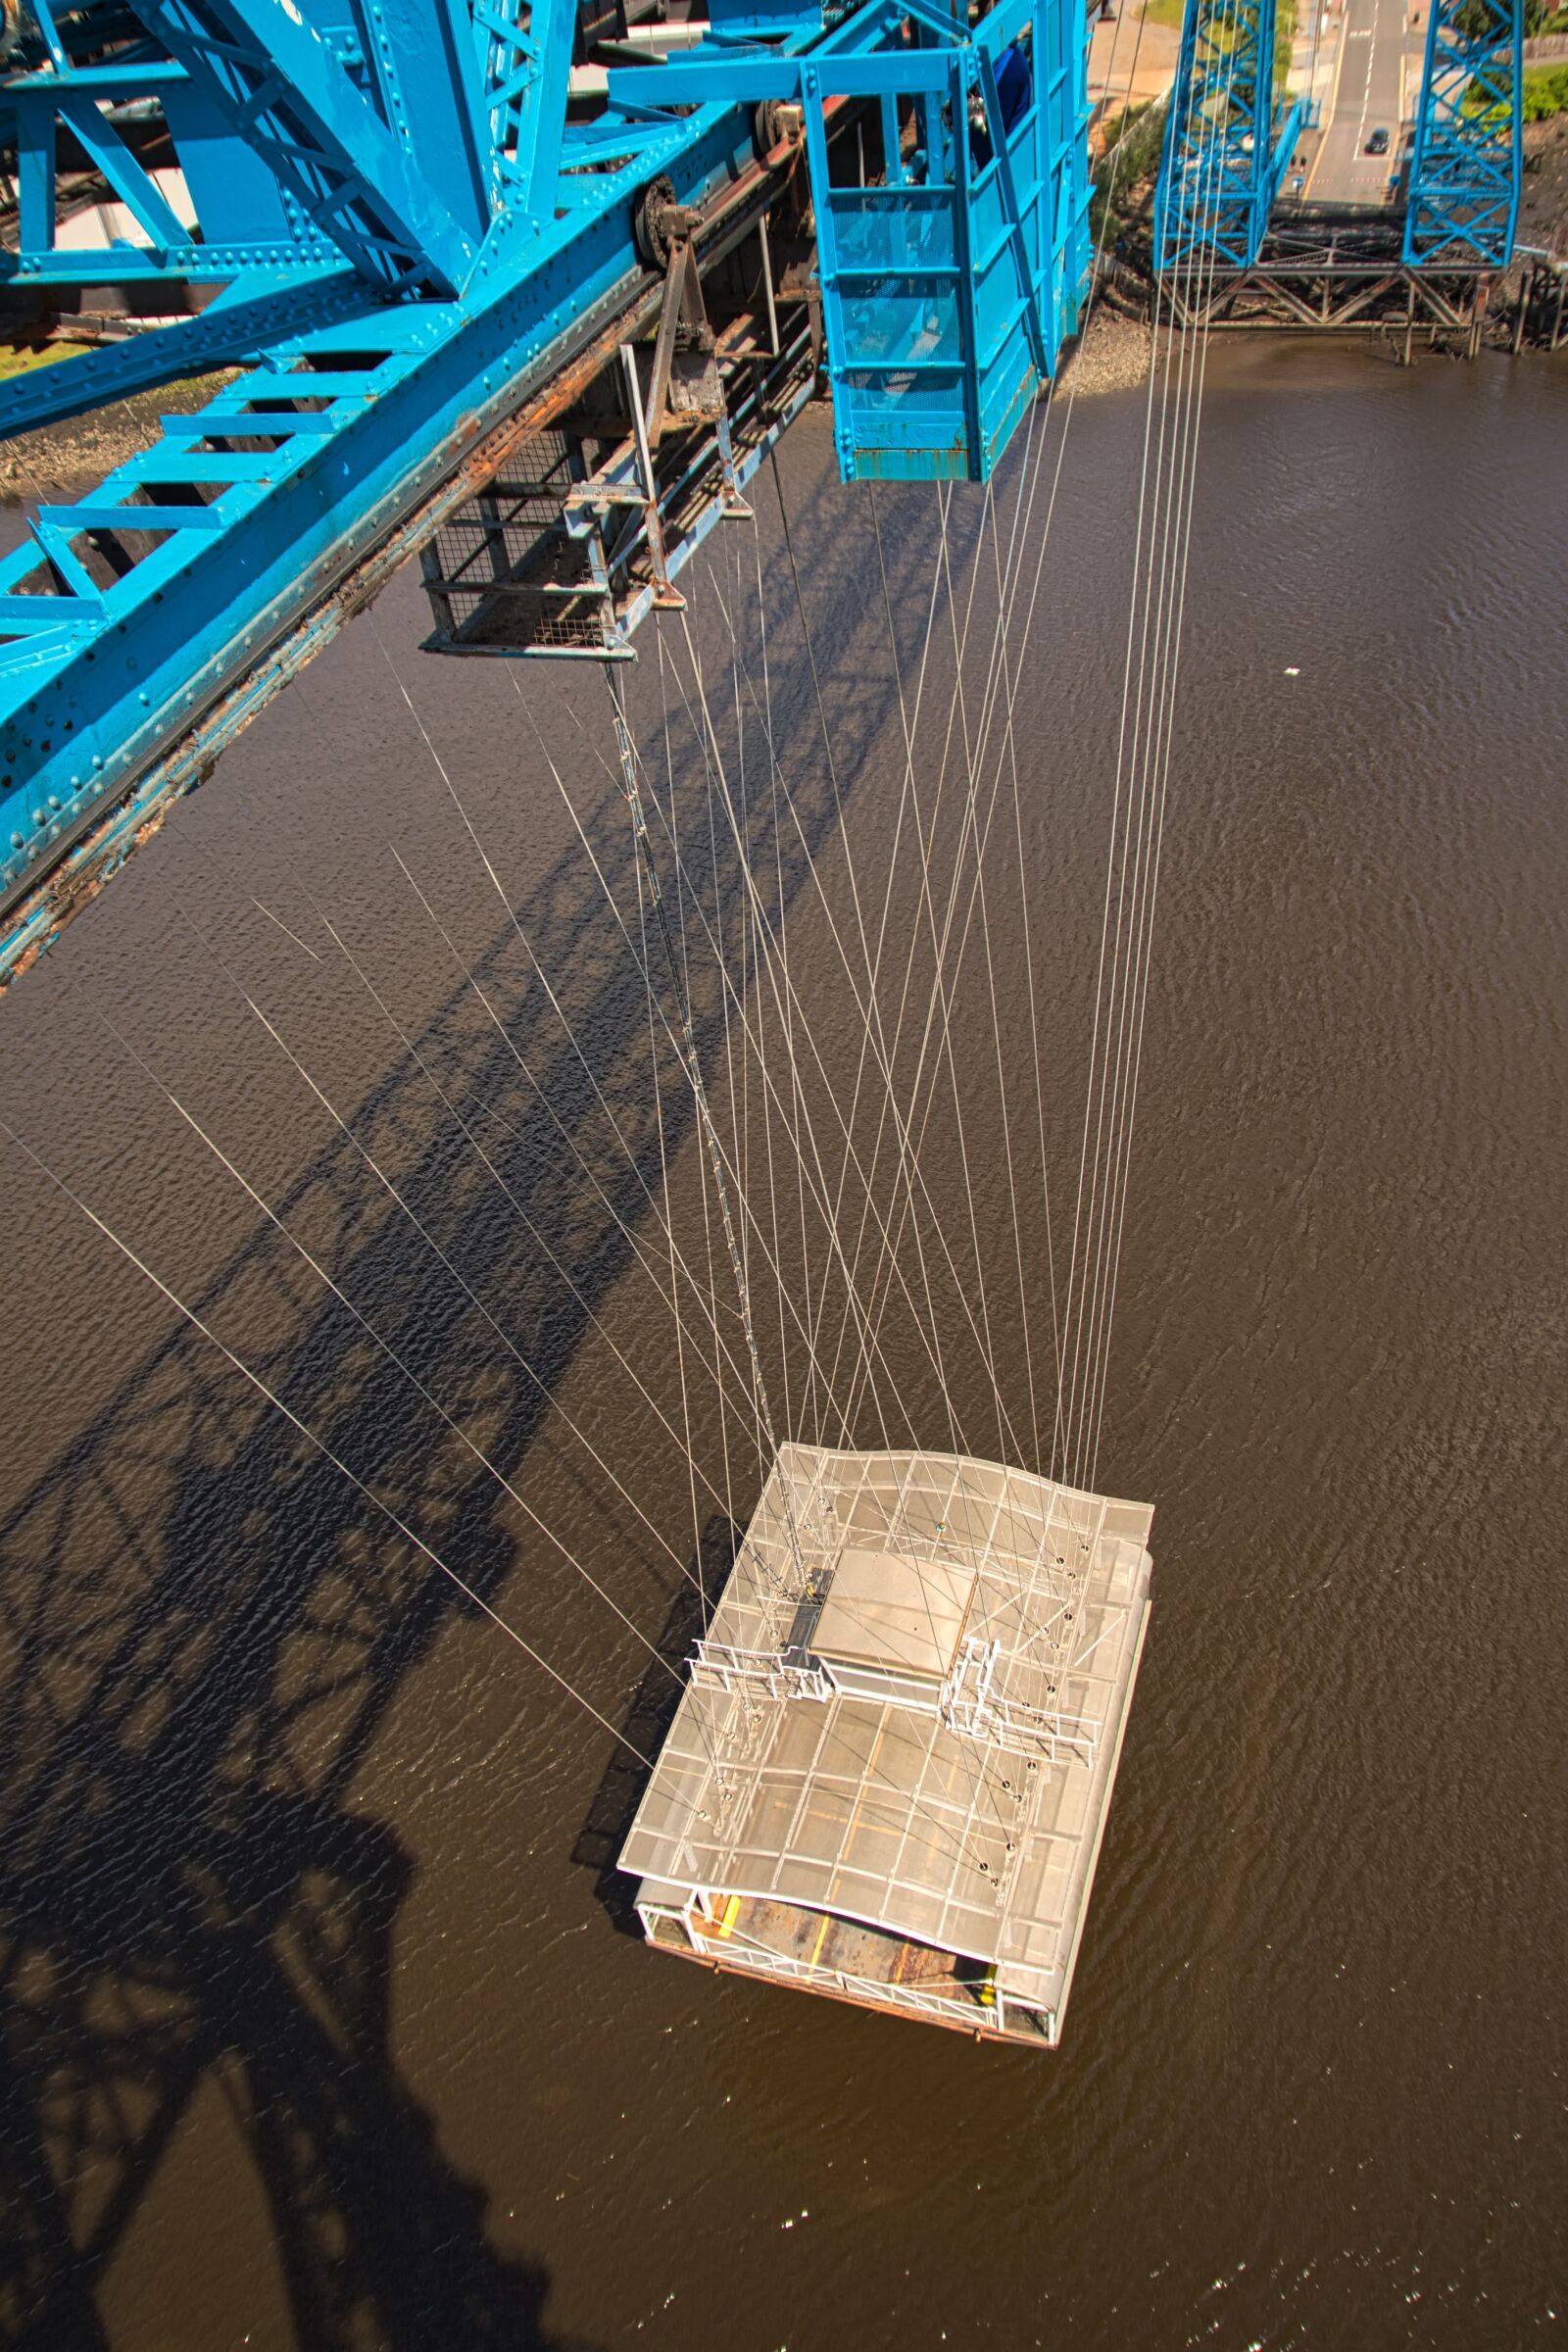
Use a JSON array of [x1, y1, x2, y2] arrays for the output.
[[2, 342, 1564, 2352]]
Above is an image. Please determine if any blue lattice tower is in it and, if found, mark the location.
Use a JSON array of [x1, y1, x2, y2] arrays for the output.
[[1154, 0, 1301, 271], [1404, 0, 1521, 268]]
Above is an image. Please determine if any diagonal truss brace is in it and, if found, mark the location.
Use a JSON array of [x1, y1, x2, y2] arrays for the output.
[[1403, 0, 1521, 268], [128, 0, 486, 293], [1155, 0, 1300, 270]]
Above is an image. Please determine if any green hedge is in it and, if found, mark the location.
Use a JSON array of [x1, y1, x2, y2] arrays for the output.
[[1462, 63, 1568, 122], [1090, 96, 1168, 243], [1522, 63, 1568, 120]]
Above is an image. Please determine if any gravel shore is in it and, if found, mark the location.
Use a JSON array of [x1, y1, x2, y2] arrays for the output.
[[0, 368, 239, 506], [1057, 305, 1153, 397]]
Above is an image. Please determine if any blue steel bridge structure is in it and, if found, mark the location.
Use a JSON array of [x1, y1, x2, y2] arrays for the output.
[[1154, 0, 1522, 334], [0, 0, 1093, 988], [0, 0, 1522, 990]]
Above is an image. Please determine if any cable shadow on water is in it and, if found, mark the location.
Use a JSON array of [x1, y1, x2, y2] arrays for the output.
[[0, 466, 960, 2351]]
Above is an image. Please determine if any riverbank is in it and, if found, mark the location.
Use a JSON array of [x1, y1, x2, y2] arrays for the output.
[[1060, 304, 1154, 396], [1519, 111, 1568, 255], [0, 367, 239, 506]]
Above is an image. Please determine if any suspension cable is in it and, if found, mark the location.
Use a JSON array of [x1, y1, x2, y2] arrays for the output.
[[604, 664, 811, 1592]]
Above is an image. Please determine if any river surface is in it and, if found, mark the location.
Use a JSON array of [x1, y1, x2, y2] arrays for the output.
[[1, 339, 1563, 2352]]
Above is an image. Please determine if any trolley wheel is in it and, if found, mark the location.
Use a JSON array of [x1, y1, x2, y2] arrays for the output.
[[754, 99, 806, 159], [754, 101, 787, 158], [633, 174, 679, 271]]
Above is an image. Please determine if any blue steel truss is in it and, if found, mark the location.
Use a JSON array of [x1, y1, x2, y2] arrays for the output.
[[1403, 0, 1521, 268], [2, 51, 340, 287], [86, 0, 488, 293], [1155, 0, 1302, 271], [0, 0, 1094, 982]]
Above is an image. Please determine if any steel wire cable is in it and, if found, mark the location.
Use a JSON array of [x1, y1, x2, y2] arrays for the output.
[[746, 481, 974, 1448], [710, 526, 908, 1454], [837, 2, 1163, 1461], [644, 591, 975, 1454], [1080, 21, 1244, 1473], [754, 445, 1043, 1461], [601, 654, 915, 1450], [1059, 0, 1247, 1490], [662, 605, 953, 1461], [712, 478, 1022, 1456], [1084, 50, 1243, 1489]]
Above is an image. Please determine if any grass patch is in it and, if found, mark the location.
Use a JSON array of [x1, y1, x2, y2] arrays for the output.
[[1464, 61, 1568, 122], [1523, 61, 1568, 116], [1131, 0, 1298, 77], [0, 341, 95, 383]]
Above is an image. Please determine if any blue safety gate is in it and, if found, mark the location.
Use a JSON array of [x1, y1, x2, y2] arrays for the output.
[[808, 0, 1087, 480], [610, 0, 1091, 481]]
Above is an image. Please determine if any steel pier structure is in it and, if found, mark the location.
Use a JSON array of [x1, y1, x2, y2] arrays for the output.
[[0, 0, 1093, 986], [1153, 0, 1521, 334]]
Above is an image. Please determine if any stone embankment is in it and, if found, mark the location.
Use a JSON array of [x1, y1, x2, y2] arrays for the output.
[[1060, 307, 1155, 397], [1518, 113, 1568, 257]]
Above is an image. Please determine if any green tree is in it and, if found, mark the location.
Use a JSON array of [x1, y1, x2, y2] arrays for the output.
[[1455, 0, 1545, 35]]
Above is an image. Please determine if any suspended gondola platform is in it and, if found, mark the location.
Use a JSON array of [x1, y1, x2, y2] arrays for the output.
[[619, 1446, 1152, 2047]]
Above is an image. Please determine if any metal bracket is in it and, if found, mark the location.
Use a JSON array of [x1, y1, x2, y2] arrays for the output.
[[619, 342, 685, 610], [643, 222, 724, 445]]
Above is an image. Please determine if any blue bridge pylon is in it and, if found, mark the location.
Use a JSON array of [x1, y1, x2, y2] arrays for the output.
[[1404, 0, 1522, 267], [1154, 0, 1305, 271], [1154, 0, 1522, 279]]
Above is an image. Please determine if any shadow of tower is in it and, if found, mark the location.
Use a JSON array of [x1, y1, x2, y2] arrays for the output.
[[0, 465, 961, 2349]]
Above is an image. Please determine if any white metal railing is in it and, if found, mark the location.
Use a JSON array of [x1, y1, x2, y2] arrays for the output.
[[711, 1933, 980, 2023], [941, 1637, 1101, 1767], [979, 1695, 1100, 1769], [941, 1634, 1002, 1723], [690, 1640, 832, 1702], [689, 1631, 1102, 1766]]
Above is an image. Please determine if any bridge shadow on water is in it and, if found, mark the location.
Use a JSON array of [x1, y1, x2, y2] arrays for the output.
[[572, 1509, 742, 1944], [0, 462, 973, 2349]]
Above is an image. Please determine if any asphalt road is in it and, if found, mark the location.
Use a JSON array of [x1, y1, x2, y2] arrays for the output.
[[1305, 0, 1408, 206]]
